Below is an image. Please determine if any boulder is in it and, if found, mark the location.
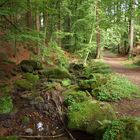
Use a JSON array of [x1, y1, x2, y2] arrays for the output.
[[43, 67, 71, 79], [20, 60, 42, 72], [67, 100, 116, 134]]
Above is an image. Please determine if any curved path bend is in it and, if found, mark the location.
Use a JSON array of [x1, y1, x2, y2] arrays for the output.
[[103, 51, 140, 117]]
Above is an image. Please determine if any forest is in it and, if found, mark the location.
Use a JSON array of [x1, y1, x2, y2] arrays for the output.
[[0, 0, 140, 140]]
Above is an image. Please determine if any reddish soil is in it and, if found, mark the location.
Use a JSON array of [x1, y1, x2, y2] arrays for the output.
[[104, 51, 140, 117]]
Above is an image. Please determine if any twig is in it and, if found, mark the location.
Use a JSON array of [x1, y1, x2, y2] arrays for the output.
[[50, 97, 76, 140], [19, 133, 65, 139]]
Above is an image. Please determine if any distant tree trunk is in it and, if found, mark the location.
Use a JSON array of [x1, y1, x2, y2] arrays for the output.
[[26, 0, 32, 29], [128, 0, 135, 58], [35, 6, 40, 55], [35, 8, 40, 32], [96, 0, 101, 59], [57, 1, 61, 47]]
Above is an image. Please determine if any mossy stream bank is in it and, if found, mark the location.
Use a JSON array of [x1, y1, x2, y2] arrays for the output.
[[0, 60, 140, 140]]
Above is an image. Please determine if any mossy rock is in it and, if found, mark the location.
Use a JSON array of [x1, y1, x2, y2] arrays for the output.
[[103, 118, 140, 140], [78, 79, 96, 90], [24, 73, 39, 84], [63, 90, 91, 106], [15, 79, 33, 90], [20, 60, 42, 72], [67, 100, 116, 134], [0, 96, 13, 114], [43, 67, 71, 79]]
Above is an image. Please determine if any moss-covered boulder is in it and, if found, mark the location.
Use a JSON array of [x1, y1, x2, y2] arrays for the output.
[[0, 96, 13, 114], [20, 60, 42, 72], [78, 79, 95, 90], [43, 67, 71, 79], [15, 79, 33, 90], [24, 73, 39, 84], [103, 118, 140, 140], [63, 89, 91, 106], [67, 100, 116, 134]]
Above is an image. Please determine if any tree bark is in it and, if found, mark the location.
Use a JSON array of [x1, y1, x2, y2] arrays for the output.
[[96, 0, 101, 59], [26, 0, 32, 29]]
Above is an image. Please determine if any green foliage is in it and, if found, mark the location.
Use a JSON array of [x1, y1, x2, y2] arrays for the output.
[[83, 61, 112, 78], [0, 96, 13, 114], [103, 120, 125, 140], [61, 79, 72, 87], [103, 118, 140, 140], [24, 73, 39, 84], [15, 79, 33, 90], [92, 74, 139, 101], [21, 116, 30, 125], [42, 41, 69, 68], [63, 90, 91, 106]]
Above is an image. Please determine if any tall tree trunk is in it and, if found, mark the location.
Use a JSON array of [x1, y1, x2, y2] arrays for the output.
[[96, 0, 101, 59], [35, 6, 40, 55], [128, 0, 135, 58], [26, 0, 32, 29]]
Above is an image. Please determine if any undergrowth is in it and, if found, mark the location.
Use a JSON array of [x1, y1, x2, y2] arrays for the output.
[[92, 74, 139, 101]]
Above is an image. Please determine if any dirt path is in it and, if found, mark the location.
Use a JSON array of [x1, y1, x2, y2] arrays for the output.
[[103, 51, 140, 117]]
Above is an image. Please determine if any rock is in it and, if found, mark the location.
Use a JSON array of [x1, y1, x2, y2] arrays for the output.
[[25, 128, 33, 135], [15, 79, 33, 90], [78, 79, 95, 90], [43, 67, 71, 79], [67, 100, 116, 134], [20, 60, 42, 72], [37, 122, 44, 131]]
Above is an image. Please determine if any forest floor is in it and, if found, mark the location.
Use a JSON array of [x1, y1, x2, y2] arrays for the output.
[[104, 51, 140, 117]]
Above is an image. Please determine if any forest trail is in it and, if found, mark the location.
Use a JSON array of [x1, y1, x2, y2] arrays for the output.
[[103, 51, 140, 117], [104, 51, 140, 87]]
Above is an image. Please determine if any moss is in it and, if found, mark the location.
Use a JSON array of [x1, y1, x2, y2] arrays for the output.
[[67, 100, 116, 134], [78, 79, 96, 90], [0, 85, 10, 96], [43, 67, 71, 79], [61, 79, 72, 87], [15, 79, 33, 90], [0, 96, 13, 114], [21, 116, 30, 125], [24, 73, 39, 84], [63, 90, 91, 106]]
